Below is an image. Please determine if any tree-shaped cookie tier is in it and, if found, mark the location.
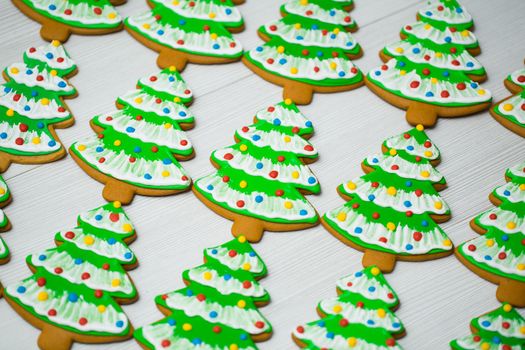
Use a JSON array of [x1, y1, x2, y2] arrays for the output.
[[70, 66, 194, 205], [12, 0, 124, 43], [0, 174, 12, 265], [322, 125, 453, 273], [0, 41, 77, 172], [490, 65, 525, 137], [125, 0, 244, 71], [4, 201, 138, 350], [365, 0, 492, 127], [243, 0, 363, 105], [456, 161, 525, 307], [134, 235, 272, 349], [450, 303, 525, 350], [292, 266, 404, 349], [193, 99, 320, 243]]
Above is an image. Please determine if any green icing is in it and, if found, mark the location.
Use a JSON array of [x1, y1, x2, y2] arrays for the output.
[[134, 237, 272, 349], [0, 175, 10, 261]]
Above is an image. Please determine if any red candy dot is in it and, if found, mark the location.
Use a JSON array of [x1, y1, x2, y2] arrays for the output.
[[224, 153, 233, 160], [161, 294, 168, 300], [267, 58, 274, 64], [379, 237, 388, 243], [468, 244, 476, 252], [79, 318, 88, 325], [81, 272, 90, 280], [109, 213, 119, 222], [450, 47, 457, 54], [424, 141, 432, 148], [255, 321, 265, 329], [372, 212, 380, 219], [19, 123, 29, 132], [102, 263, 110, 270], [15, 138, 24, 145], [502, 322, 510, 329], [269, 170, 278, 178], [339, 318, 349, 327], [64, 9, 72, 15], [422, 68, 431, 75], [346, 282, 353, 287], [184, 89, 191, 95], [371, 182, 379, 188], [65, 231, 75, 239], [403, 133, 411, 139], [13, 94, 21, 101], [93, 7, 102, 15], [441, 91, 450, 98], [213, 325, 222, 333], [437, 5, 444, 10], [241, 126, 249, 132], [387, 293, 394, 299], [149, 76, 157, 82], [177, 39, 185, 45], [29, 47, 36, 53], [489, 213, 497, 220], [451, 60, 460, 66], [196, 294, 206, 301], [518, 75, 525, 83], [352, 203, 360, 209], [457, 82, 466, 90], [301, 49, 309, 56], [410, 81, 420, 88], [275, 189, 284, 196], [277, 155, 285, 162], [161, 340, 171, 348], [473, 335, 481, 342], [391, 165, 399, 171], [296, 326, 305, 334], [356, 301, 364, 308], [415, 189, 423, 197], [98, 157, 106, 164], [304, 145, 314, 152], [350, 67, 358, 74], [292, 127, 300, 134], [222, 176, 230, 182], [313, 67, 320, 73], [269, 25, 277, 31], [95, 290, 103, 298], [242, 281, 252, 289], [236, 200, 245, 208], [413, 231, 423, 241], [48, 309, 57, 316], [54, 267, 63, 274], [37, 277, 46, 287], [498, 252, 507, 260], [386, 338, 396, 347], [228, 249, 237, 257], [267, 106, 275, 112], [344, 16, 351, 23], [129, 157, 136, 163]]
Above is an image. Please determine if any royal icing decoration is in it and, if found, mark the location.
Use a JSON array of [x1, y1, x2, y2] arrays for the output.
[[322, 126, 453, 272], [490, 66, 525, 137], [193, 100, 320, 242], [0, 41, 76, 171], [456, 161, 525, 306], [70, 66, 194, 204], [4, 202, 137, 343], [293, 266, 404, 349], [0, 175, 11, 263], [450, 304, 525, 350], [134, 236, 272, 349]]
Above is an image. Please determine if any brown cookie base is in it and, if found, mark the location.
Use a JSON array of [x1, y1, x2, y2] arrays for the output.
[[503, 77, 524, 95], [192, 185, 319, 243], [489, 92, 525, 138], [364, 75, 492, 127], [242, 57, 364, 105]]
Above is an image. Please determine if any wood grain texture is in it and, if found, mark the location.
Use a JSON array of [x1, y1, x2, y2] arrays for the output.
[[0, 0, 524, 349]]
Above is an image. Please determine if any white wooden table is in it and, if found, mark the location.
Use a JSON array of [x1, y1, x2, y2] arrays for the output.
[[0, 1, 524, 349]]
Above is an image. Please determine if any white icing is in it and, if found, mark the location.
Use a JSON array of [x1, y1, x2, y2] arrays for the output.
[[0, 177, 9, 202], [509, 68, 525, 88], [0, 236, 7, 257], [151, 0, 242, 26], [80, 206, 134, 235], [0, 121, 61, 154], [28, 0, 122, 26], [496, 94, 525, 124], [341, 177, 449, 215], [367, 59, 492, 105], [25, 43, 76, 71], [187, 266, 266, 299], [6, 63, 75, 94], [138, 70, 192, 101], [126, 12, 243, 56], [254, 103, 312, 130], [262, 19, 358, 51], [384, 130, 440, 161], [477, 207, 524, 234], [0, 86, 70, 121], [418, 0, 472, 25], [366, 153, 445, 183], [403, 21, 477, 47], [477, 313, 525, 339], [72, 136, 191, 188], [5, 278, 129, 334], [213, 147, 318, 190], [118, 90, 194, 123], [247, 44, 360, 82], [195, 173, 317, 221], [494, 182, 525, 204], [454, 335, 520, 350], [283, 1, 356, 28], [236, 125, 317, 157], [336, 270, 397, 306], [508, 162, 525, 179], [205, 246, 264, 274], [325, 204, 452, 254], [30, 249, 135, 295]]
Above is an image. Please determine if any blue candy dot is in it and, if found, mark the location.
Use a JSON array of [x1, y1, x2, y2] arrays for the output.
[[212, 44, 220, 50], [368, 194, 376, 201], [338, 71, 346, 77], [501, 234, 509, 241], [163, 158, 172, 165], [256, 162, 263, 169], [179, 19, 186, 25], [279, 58, 287, 65], [209, 311, 218, 318], [224, 274, 232, 281], [95, 214, 103, 221], [249, 251, 256, 257], [162, 108, 170, 114], [134, 146, 141, 153], [405, 181, 412, 187], [3, 87, 10, 93], [17, 286, 26, 293], [308, 177, 316, 184], [442, 71, 450, 77], [470, 82, 478, 88], [299, 209, 308, 216], [393, 322, 401, 328], [168, 76, 175, 82], [503, 190, 510, 196], [144, 173, 152, 180], [126, 126, 135, 133], [168, 318, 176, 326], [58, 81, 66, 88], [425, 91, 434, 97], [252, 135, 261, 141], [368, 286, 376, 292], [456, 7, 463, 13], [96, 146, 104, 153], [492, 336, 501, 344], [124, 252, 133, 259], [296, 35, 304, 41], [398, 61, 406, 67], [484, 255, 492, 261], [39, 254, 47, 261], [207, 184, 214, 191], [466, 62, 474, 67], [26, 69, 33, 75], [355, 271, 363, 277], [273, 118, 281, 126], [412, 47, 420, 54], [421, 220, 429, 227], [407, 145, 414, 151], [326, 332, 335, 339], [330, 34, 336, 39], [406, 244, 414, 251], [0, 133, 7, 139], [31, 90, 38, 97], [316, 51, 323, 57], [179, 111, 187, 117], [329, 10, 336, 16], [240, 333, 248, 341], [256, 46, 263, 52], [49, 4, 56, 10], [68, 293, 78, 302], [192, 338, 202, 345], [75, 258, 83, 265], [49, 140, 56, 147], [116, 320, 124, 328], [318, 321, 326, 327], [211, 249, 218, 255], [108, 238, 116, 245], [404, 201, 412, 208], [157, 29, 164, 35], [481, 321, 491, 327], [226, 8, 232, 15], [305, 121, 312, 127], [375, 70, 381, 76], [186, 289, 194, 296], [372, 158, 379, 163], [367, 320, 375, 325], [346, 41, 353, 47], [255, 195, 263, 203], [444, 36, 452, 43], [312, 24, 318, 30], [425, 11, 432, 16], [24, 105, 30, 111], [354, 227, 362, 234]]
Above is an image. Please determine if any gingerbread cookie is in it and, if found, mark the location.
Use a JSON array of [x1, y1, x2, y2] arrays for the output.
[[193, 99, 320, 242], [125, 0, 244, 71], [455, 161, 525, 307], [243, 0, 363, 105], [134, 235, 272, 349], [0, 175, 12, 265], [12, 0, 123, 43], [0, 41, 77, 172], [490, 65, 525, 137], [70, 66, 194, 205], [293, 266, 404, 349], [322, 125, 453, 273], [450, 303, 525, 349], [4, 201, 138, 350], [366, 0, 492, 127]]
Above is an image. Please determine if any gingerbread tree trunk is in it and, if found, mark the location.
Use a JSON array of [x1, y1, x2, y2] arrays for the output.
[[12, 0, 123, 43], [0, 41, 77, 172], [134, 235, 272, 349], [193, 99, 320, 242], [70, 66, 194, 205], [0, 174, 11, 265], [322, 125, 453, 273], [293, 266, 404, 349], [243, 0, 363, 105], [4, 202, 138, 350], [365, 0, 492, 127], [125, 0, 244, 71], [450, 303, 525, 349], [490, 65, 525, 137], [455, 161, 525, 307]]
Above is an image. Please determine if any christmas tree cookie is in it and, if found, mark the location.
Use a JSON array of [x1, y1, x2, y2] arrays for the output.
[[456, 161, 525, 307], [366, 0, 492, 127], [4, 201, 138, 350], [243, 0, 364, 105], [322, 125, 453, 273], [70, 66, 194, 205], [12, 0, 124, 43], [134, 236, 273, 349], [0, 41, 77, 172], [125, 0, 244, 71], [450, 303, 525, 350], [0, 175, 11, 265], [193, 99, 320, 242], [293, 266, 404, 349], [490, 65, 525, 137]]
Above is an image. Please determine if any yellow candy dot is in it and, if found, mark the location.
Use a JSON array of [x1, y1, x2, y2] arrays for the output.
[[478, 89, 486, 95], [424, 24, 431, 30], [294, 23, 301, 29], [347, 337, 357, 347], [174, 97, 181, 103], [371, 267, 380, 276], [172, 0, 179, 4], [420, 170, 430, 178], [209, 12, 216, 19], [518, 263, 525, 271], [400, 70, 406, 76], [210, 33, 218, 40], [503, 103, 514, 111], [242, 263, 251, 271], [98, 305, 106, 313], [112, 279, 121, 287], [113, 201, 122, 208], [239, 180, 247, 188], [333, 28, 340, 34], [77, 144, 86, 151], [291, 171, 299, 179], [142, 23, 150, 29], [416, 124, 424, 131], [108, 12, 117, 19], [164, 123, 172, 129], [506, 221, 516, 229], [203, 271, 213, 280], [0, 188, 5, 195], [283, 136, 291, 142], [443, 239, 452, 247], [389, 149, 397, 156], [429, 77, 438, 84], [6, 109, 14, 117], [32, 137, 41, 144], [37, 291, 48, 301], [113, 140, 121, 146], [134, 97, 143, 104], [387, 186, 397, 196], [290, 67, 298, 74], [169, 65, 177, 72], [237, 300, 246, 308], [284, 98, 293, 105], [84, 236, 94, 245], [277, 46, 285, 54], [424, 150, 433, 157], [347, 181, 356, 190], [284, 201, 293, 209], [520, 326, 525, 334], [10, 67, 19, 74], [520, 184, 525, 191], [435, 52, 443, 58], [386, 222, 396, 231], [332, 304, 342, 313], [480, 342, 490, 350], [377, 309, 386, 318], [503, 304, 512, 312], [230, 345, 239, 350], [183, 323, 192, 331], [461, 30, 469, 37], [337, 212, 347, 222], [434, 201, 443, 209], [237, 235, 246, 243], [300, 0, 308, 5], [41, 98, 50, 105], [330, 62, 337, 70], [486, 239, 494, 247], [50, 70, 57, 76], [395, 47, 404, 53], [162, 170, 170, 177], [122, 223, 133, 232], [51, 40, 60, 47], [239, 144, 248, 152]]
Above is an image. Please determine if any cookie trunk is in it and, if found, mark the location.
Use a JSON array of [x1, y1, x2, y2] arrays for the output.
[[283, 82, 314, 106], [406, 102, 438, 127], [496, 279, 525, 308], [38, 325, 73, 350], [157, 50, 188, 72], [102, 180, 135, 205], [232, 217, 265, 243], [40, 22, 71, 43], [362, 249, 397, 273], [0, 155, 11, 173]]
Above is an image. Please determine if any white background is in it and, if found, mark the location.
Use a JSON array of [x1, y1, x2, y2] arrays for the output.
[[0, 0, 524, 349]]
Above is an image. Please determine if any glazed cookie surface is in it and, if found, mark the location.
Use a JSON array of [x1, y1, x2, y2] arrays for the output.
[[490, 65, 525, 137]]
